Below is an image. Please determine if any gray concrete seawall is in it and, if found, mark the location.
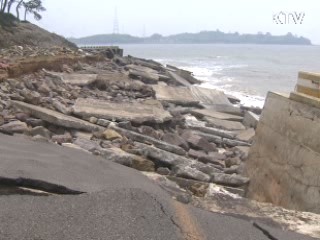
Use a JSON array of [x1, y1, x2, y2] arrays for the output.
[[245, 91, 320, 213]]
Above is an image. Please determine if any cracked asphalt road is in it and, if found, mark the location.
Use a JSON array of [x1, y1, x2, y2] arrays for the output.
[[0, 133, 316, 240]]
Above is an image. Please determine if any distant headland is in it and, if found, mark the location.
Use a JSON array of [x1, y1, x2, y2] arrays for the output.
[[69, 31, 312, 46]]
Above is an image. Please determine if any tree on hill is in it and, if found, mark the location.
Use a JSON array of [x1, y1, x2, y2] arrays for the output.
[[0, 0, 45, 21], [23, 0, 45, 21]]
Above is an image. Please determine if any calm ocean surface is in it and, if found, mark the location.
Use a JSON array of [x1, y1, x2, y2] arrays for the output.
[[118, 44, 320, 107]]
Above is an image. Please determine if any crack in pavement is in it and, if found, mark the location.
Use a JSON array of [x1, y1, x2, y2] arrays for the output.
[[0, 177, 84, 195], [253, 222, 279, 240]]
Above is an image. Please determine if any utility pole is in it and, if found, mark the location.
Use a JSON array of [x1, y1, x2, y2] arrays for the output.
[[113, 7, 119, 35]]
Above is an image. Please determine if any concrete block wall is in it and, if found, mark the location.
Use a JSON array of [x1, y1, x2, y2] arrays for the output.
[[245, 92, 320, 213]]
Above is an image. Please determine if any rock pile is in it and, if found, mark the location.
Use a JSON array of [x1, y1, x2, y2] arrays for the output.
[[0, 46, 260, 199]]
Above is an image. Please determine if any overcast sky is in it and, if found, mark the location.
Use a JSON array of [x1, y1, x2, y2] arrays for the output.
[[30, 0, 320, 44]]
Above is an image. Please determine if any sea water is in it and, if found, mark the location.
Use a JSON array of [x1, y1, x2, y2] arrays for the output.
[[119, 44, 320, 108]]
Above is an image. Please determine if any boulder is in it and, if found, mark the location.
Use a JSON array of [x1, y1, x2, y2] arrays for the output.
[[162, 133, 189, 151]]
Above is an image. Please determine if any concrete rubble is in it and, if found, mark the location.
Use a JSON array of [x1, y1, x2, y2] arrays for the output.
[[0, 46, 318, 239]]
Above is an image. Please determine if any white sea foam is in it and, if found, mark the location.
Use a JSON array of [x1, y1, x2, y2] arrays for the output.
[[181, 66, 265, 108]]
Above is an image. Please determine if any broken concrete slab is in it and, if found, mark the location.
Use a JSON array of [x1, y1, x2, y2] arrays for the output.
[[110, 125, 186, 156], [152, 85, 200, 106], [61, 73, 98, 86], [236, 128, 255, 143], [12, 101, 103, 132], [185, 124, 237, 140], [125, 64, 158, 74], [193, 131, 250, 147], [191, 109, 243, 122], [204, 117, 246, 131], [211, 173, 250, 187], [129, 69, 159, 84], [45, 71, 98, 86], [128, 142, 191, 168], [189, 86, 232, 107], [167, 71, 191, 87], [243, 111, 260, 129], [73, 98, 172, 124], [173, 165, 211, 182], [153, 85, 236, 111], [166, 65, 202, 85], [0, 133, 161, 194]]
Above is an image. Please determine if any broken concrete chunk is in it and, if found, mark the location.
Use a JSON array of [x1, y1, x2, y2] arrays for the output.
[[111, 125, 186, 156], [152, 85, 200, 106], [211, 173, 250, 187], [204, 117, 246, 131], [236, 128, 255, 143], [0, 120, 28, 134], [130, 142, 190, 168], [73, 98, 172, 124], [52, 99, 71, 115], [102, 129, 122, 141], [12, 101, 103, 132], [30, 126, 52, 139], [54, 72, 98, 86], [243, 111, 260, 128], [173, 165, 211, 182], [191, 109, 243, 122], [162, 133, 189, 151], [129, 69, 159, 84], [167, 71, 191, 87], [185, 135, 217, 153]]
